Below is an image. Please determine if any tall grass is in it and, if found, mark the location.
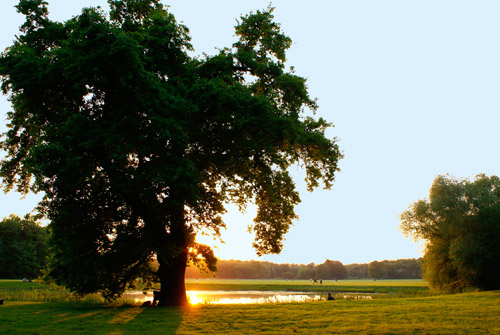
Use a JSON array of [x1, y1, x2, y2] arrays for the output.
[[1, 279, 432, 304], [0, 280, 134, 305]]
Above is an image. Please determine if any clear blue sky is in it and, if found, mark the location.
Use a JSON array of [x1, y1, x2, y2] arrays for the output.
[[1, 0, 499, 265]]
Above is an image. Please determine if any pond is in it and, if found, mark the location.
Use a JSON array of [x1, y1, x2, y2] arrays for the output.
[[124, 290, 327, 305]]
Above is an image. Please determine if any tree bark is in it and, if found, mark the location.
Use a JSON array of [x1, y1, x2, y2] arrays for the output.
[[157, 249, 188, 306], [156, 197, 189, 306]]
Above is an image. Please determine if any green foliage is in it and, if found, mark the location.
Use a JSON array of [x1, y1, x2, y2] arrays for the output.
[[401, 174, 500, 292], [187, 258, 421, 280], [346, 259, 422, 279], [0, 0, 341, 304], [186, 259, 352, 280], [0, 215, 49, 279], [296, 266, 316, 280], [386, 258, 422, 279], [314, 259, 347, 279], [368, 261, 386, 279], [346, 263, 369, 279]]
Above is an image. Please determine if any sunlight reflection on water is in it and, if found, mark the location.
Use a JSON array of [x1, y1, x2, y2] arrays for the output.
[[187, 291, 323, 304], [124, 290, 324, 305]]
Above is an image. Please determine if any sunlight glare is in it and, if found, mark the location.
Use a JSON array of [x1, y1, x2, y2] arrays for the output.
[[187, 291, 201, 305]]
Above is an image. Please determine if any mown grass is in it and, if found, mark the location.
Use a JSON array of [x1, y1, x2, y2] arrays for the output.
[[1, 279, 499, 334]]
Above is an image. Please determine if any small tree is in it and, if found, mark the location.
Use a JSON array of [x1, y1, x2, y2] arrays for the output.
[[400, 174, 500, 292], [0, 215, 49, 279], [0, 0, 341, 305]]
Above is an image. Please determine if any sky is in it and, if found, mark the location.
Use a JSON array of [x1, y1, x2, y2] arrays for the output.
[[1, 0, 499, 265]]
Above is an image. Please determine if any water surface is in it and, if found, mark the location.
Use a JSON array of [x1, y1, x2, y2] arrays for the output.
[[125, 290, 324, 305]]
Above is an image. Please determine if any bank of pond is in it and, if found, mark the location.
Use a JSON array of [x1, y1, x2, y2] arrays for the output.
[[0, 278, 429, 305], [125, 290, 378, 305], [1, 279, 499, 334]]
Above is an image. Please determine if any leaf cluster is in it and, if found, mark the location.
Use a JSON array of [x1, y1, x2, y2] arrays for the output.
[[0, 214, 49, 279]]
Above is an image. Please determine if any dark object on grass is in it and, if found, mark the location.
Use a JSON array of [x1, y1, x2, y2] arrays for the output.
[[327, 293, 335, 301], [141, 301, 152, 307], [0, 298, 3, 305], [153, 290, 161, 307]]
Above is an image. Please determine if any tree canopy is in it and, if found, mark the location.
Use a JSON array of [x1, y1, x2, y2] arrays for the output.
[[0, 215, 49, 279], [0, 0, 342, 305], [400, 174, 500, 292]]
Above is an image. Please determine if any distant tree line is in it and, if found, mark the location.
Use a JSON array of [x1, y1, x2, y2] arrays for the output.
[[0, 213, 421, 281], [346, 259, 422, 279], [185, 259, 348, 280], [186, 258, 422, 280]]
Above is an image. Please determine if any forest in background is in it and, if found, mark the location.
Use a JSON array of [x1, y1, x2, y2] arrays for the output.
[[185, 258, 422, 280], [0, 215, 421, 281]]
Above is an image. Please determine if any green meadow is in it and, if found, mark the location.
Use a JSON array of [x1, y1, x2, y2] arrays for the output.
[[185, 278, 429, 296], [1, 279, 499, 334]]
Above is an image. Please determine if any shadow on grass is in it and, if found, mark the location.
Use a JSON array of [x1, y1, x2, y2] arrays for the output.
[[0, 301, 184, 335]]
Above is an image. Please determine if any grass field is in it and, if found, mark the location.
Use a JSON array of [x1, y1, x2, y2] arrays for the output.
[[185, 278, 430, 296], [1, 279, 499, 334]]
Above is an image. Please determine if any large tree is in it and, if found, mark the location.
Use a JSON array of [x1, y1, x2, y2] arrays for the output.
[[0, 215, 49, 279], [400, 174, 500, 292], [0, 0, 342, 305]]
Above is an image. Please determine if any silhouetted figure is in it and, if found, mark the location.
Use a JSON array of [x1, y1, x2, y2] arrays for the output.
[[153, 290, 161, 306], [327, 293, 335, 300]]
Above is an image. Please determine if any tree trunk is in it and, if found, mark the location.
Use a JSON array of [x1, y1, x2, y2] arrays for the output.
[[156, 198, 190, 306], [157, 249, 188, 306]]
